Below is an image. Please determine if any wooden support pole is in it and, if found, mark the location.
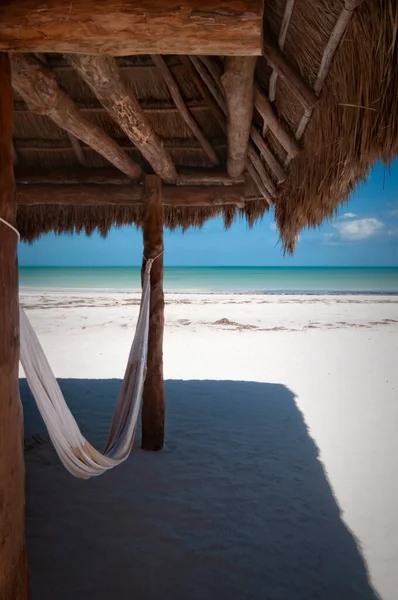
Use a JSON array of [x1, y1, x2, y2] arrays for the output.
[[10, 54, 141, 180], [141, 175, 165, 451], [221, 57, 257, 178], [0, 1, 264, 56], [0, 54, 29, 600], [151, 55, 219, 166], [67, 55, 177, 184]]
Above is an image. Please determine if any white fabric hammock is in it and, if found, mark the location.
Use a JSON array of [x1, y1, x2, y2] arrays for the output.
[[19, 257, 156, 479]]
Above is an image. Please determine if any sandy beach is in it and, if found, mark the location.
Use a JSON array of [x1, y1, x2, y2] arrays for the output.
[[20, 291, 398, 599]]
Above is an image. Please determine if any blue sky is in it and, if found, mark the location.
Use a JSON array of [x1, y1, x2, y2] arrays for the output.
[[19, 159, 398, 267]]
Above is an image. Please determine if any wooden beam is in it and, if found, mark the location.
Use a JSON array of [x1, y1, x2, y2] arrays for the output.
[[221, 57, 257, 178], [180, 56, 226, 131], [177, 168, 244, 186], [14, 100, 211, 115], [250, 127, 286, 183], [16, 183, 248, 207], [262, 39, 318, 110], [246, 162, 273, 206], [253, 85, 300, 158], [13, 137, 227, 153], [0, 54, 29, 600], [15, 167, 244, 187], [268, 0, 296, 102], [67, 54, 177, 184], [0, 1, 264, 56], [141, 175, 165, 451], [151, 55, 219, 167], [11, 54, 141, 180]]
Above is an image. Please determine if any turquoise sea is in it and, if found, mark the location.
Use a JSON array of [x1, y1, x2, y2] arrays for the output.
[[18, 267, 398, 294]]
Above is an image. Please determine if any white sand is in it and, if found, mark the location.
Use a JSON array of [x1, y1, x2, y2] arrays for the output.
[[20, 291, 398, 600]]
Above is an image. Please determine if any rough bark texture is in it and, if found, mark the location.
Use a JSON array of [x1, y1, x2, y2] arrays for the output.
[[141, 175, 165, 451], [222, 57, 257, 177], [11, 54, 141, 180], [16, 182, 247, 206], [67, 55, 177, 184], [0, 0, 263, 55], [0, 54, 29, 600]]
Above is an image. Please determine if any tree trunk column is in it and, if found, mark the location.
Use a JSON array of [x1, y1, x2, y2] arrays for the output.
[[0, 54, 29, 599], [141, 175, 165, 451]]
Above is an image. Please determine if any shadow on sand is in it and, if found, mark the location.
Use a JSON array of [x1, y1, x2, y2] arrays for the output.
[[20, 378, 379, 600]]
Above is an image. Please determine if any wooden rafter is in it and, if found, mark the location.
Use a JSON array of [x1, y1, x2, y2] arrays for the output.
[[31, 52, 88, 167], [67, 54, 177, 184], [189, 55, 276, 203], [262, 38, 317, 111], [16, 183, 248, 207], [268, 0, 296, 102], [151, 55, 219, 166], [0, 0, 264, 56], [287, 0, 365, 159], [253, 85, 300, 159], [221, 57, 257, 178], [10, 54, 141, 180]]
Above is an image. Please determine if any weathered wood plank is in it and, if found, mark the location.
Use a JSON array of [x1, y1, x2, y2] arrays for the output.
[[141, 175, 165, 451], [221, 57, 257, 178], [0, 1, 264, 56], [151, 55, 219, 166], [0, 53, 29, 600], [67, 54, 177, 184], [11, 54, 141, 180]]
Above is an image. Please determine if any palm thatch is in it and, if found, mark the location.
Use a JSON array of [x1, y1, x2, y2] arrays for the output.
[[12, 0, 398, 249]]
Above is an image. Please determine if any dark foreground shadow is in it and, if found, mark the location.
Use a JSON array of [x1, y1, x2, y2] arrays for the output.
[[20, 379, 379, 600]]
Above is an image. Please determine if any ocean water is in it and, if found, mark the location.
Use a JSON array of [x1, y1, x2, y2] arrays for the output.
[[18, 267, 398, 294]]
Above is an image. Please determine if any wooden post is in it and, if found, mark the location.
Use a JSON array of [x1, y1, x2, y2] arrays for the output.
[[0, 54, 29, 600], [141, 175, 165, 451]]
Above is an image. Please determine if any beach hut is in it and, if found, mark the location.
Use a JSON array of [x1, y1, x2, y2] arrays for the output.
[[0, 0, 397, 597]]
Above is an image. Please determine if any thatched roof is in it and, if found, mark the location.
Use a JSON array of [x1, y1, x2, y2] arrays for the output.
[[11, 0, 398, 251]]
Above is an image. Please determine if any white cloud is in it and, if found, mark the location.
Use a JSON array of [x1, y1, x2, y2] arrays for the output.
[[333, 218, 384, 241], [270, 222, 277, 232], [342, 212, 357, 218]]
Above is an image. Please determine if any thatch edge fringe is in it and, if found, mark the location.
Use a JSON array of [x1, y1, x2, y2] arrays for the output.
[[275, 0, 398, 252]]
